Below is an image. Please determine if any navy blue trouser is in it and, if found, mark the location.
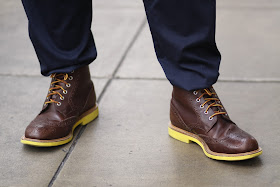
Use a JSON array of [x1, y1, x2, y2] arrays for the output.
[[22, 0, 221, 91]]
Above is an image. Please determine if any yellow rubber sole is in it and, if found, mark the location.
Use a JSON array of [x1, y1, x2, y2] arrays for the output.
[[168, 123, 262, 161], [21, 105, 99, 147]]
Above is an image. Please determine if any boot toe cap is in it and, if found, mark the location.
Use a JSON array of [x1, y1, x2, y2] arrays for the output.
[[225, 129, 260, 154], [25, 122, 57, 140], [24, 116, 76, 140], [239, 136, 259, 153]]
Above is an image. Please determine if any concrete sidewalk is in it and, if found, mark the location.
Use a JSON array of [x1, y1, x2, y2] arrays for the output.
[[0, 1, 280, 186]]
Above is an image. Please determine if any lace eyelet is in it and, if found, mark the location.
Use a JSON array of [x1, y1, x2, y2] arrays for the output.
[[200, 104, 204, 108], [63, 90, 67, 94], [196, 98, 200, 102], [193, 91, 198, 95], [209, 116, 213, 120], [57, 102, 61, 106], [204, 111, 208, 114], [66, 83, 71, 87], [60, 96, 64, 100], [69, 76, 73, 80], [71, 70, 74, 73]]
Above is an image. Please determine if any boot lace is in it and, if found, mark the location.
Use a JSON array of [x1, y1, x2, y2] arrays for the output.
[[194, 88, 227, 120], [44, 73, 71, 106]]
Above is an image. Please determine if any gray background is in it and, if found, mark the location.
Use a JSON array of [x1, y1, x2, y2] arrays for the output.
[[0, 0, 279, 186]]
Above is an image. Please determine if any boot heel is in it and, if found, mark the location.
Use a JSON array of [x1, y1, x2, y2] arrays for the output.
[[168, 127, 191, 144], [81, 107, 99, 125]]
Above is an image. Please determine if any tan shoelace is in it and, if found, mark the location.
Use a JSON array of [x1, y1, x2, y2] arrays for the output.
[[44, 73, 71, 106], [196, 88, 227, 120]]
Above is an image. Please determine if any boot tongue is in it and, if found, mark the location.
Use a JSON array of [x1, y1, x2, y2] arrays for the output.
[[202, 88, 220, 112], [49, 74, 66, 100], [45, 103, 64, 121], [40, 99, 64, 121], [40, 74, 67, 121], [207, 115, 232, 139]]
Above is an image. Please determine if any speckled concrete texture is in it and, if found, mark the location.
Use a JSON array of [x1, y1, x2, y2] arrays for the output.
[[0, 0, 279, 186]]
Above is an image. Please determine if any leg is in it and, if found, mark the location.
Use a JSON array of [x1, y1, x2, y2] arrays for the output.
[[21, 0, 98, 146], [143, 0, 262, 160], [143, 0, 221, 91], [22, 0, 97, 76]]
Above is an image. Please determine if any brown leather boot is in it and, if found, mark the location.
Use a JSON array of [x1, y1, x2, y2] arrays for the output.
[[21, 65, 98, 147], [169, 86, 262, 161]]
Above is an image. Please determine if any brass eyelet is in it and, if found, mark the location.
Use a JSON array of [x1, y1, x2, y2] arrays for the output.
[[66, 83, 71, 87], [57, 102, 61, 106], [69, 76, 73, 80], [209, 116, 213, 120], [60, 96, 64, 100], [204, 111, 208, 114], [63, 90, 67, 94], [196, 98, 200, 102], [200, 104, 204, 108], [193, 91, 198, 95]]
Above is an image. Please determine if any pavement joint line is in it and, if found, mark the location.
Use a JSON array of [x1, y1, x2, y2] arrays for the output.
[[114, 76, 280, 83], [0, 73, 112, 79], [0, 73, 47, 77], [1, 73, 280, 83], [47, 17, 147, 187], [96, 18, 147, 102], [217, 6, 280, 10], [218, 79, 280, 83]]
